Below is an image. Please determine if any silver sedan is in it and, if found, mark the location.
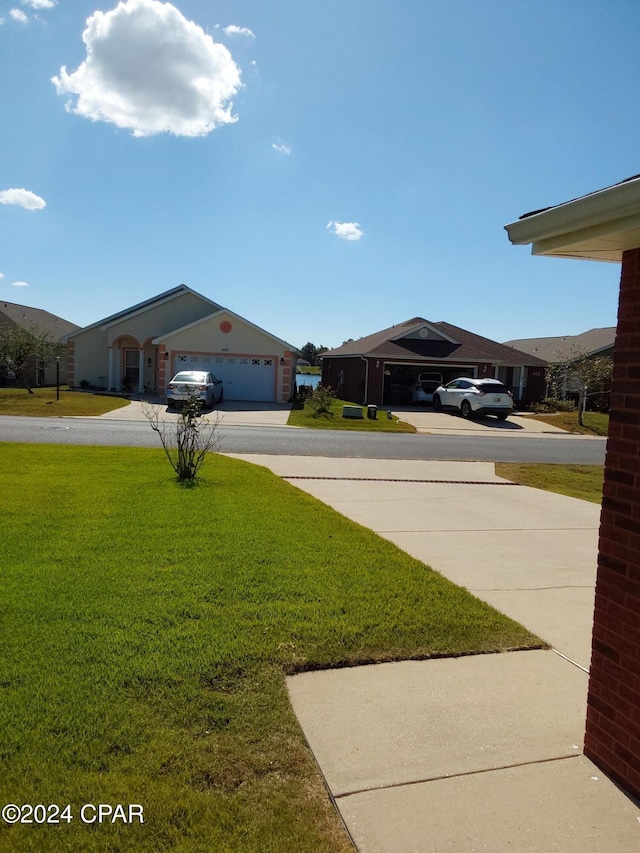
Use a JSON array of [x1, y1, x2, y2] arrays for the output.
[[166, 371, 224, 408]]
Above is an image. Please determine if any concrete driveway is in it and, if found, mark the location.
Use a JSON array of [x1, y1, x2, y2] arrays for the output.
[[98, 397, 293, 427], [226, 454, 640, 851], [390, 405, 569, 435]]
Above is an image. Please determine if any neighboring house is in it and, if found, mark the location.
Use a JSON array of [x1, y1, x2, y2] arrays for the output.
[[0, 300, 79, 386], [64, 285, 297, 402], [321, 317, 547, 407], [505, 174, 640, 802], [504, 327, 616, 406], [504, 327, 616, 364]]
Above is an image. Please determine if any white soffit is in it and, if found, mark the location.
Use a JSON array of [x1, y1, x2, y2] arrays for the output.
[[505, 176, 640, 262]]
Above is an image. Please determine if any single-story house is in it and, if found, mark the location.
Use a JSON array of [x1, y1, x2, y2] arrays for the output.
[[321, 317, 547, 407], [64, 285, 297, 402], [505, 173, 640, 802], [504, 326, 616, 363], [504, 326, 616, 407], [0, 300, 79, 386]]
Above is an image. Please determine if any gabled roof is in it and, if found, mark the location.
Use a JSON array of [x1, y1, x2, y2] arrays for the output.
[[503, 327, 616, 363], [152, 307, 295, 351], [323, 318, 546, 366], [64, 284, 222, 339], [0, 300, 80, 341]]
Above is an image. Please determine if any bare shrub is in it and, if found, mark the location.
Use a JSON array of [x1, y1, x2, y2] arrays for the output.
[[142, 393, 221, 482]]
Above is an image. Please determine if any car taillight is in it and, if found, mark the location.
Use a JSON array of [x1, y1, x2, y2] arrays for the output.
[[198, 385, 207, 391], [167, 383, 176, 389]]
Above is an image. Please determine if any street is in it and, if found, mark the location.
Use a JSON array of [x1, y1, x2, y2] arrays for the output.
[[0, 415, 607, 464]]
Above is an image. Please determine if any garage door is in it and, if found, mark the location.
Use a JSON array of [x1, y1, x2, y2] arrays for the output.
[[173, 354, 276, 401]]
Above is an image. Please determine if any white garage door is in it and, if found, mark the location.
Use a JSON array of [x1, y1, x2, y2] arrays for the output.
[[173, 354, 277, 401]]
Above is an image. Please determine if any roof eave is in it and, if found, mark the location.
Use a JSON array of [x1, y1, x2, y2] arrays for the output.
[[505, 177, 640, 262]]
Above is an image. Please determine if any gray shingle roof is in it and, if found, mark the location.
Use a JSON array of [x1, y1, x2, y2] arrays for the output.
[[503, 327, 616, 363], [0, 301, 80, 341]]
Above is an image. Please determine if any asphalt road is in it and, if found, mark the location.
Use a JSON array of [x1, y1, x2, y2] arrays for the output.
[[0, 416, 607, 464]]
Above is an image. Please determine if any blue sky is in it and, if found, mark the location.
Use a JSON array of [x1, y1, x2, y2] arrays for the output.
[[1, 0, 638, 350]]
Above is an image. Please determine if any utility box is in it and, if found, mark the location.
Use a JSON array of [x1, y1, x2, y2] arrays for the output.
[[367, 405, 378, 420], [342, 405, 364, 419]]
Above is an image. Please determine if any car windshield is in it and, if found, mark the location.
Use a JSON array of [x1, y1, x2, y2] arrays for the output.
[[173, 372, 208, 383], [477, 383, 509, 394]]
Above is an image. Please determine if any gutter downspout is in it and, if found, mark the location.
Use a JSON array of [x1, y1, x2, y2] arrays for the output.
[[360, 356, 369, 405]]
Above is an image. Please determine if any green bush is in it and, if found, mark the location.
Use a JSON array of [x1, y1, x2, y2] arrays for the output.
[[307, 384, 336, 417], [530, 397, 576, 414]]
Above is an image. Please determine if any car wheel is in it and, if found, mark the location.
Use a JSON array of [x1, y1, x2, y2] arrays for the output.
[[219, 388, 224, 403], [496, 412, 509, 421], [433, 394, 442, 412], [460, 399, 472, 419], [167, 400, 174, 409]]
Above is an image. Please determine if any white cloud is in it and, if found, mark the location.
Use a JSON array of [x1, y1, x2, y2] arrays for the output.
[[12, 281, 29, 287], [224, 24, 255, 38], [10, 9, 29, 22], [52, 0, 242, 138], [0, 273, 4, 279], [327, 220, 363, 241], [22, 0, 57, 8], [272, 140, 291, 155], [0, 188, 46, 210]]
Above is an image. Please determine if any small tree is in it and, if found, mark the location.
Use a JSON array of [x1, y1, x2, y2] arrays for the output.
[[0, 324, 63, 393], [142, 393, 221, 482], [306, 384, 336, 417], [546, 345, 613, 426]]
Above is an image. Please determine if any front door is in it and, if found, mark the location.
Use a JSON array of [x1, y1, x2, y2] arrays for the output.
[[123, 349, 139, 391]]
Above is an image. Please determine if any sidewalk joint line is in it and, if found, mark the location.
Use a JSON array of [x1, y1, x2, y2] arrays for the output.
[[551, 648, 590, 674], [283, 477, 521, 485], [334, 754, 584, 800]]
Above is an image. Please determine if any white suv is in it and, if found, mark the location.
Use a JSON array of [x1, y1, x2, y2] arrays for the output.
[[433, 378, 514, 420]]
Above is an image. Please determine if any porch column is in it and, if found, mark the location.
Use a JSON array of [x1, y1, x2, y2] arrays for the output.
[[138, 349, 145, 394]]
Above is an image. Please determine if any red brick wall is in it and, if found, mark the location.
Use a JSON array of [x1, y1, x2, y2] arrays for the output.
[[322, 358, 366, 404], [584, 246, 640, 799]]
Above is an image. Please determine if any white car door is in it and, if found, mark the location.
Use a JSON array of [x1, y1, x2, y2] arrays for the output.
[[440, 380, 461, 407]]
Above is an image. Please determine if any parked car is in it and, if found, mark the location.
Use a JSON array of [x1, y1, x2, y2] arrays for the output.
[[433, 377, 513, 420], [411, 372, 443, 404], [166, 371, 224, 408]]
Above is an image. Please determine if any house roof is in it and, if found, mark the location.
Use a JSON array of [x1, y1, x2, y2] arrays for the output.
[[323, 318, 547, 367], [503, 327, 616, 363], [63, 284, 223, 340], [504, 174, 640, 262], [0, 300, 80, 341]]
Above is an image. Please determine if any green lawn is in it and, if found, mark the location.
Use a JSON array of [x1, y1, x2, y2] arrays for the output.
[[523, 410, 609, 436], [288, 396, 415, 432], [495, 463, 604, 503], [0, 386, 129, 416], [0, 444, 542, 852]]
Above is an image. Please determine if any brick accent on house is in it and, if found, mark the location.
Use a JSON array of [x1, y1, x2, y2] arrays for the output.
[[281, 350, 295, 401], [584, 247, 640, 800], [156, 345, 167, 394]]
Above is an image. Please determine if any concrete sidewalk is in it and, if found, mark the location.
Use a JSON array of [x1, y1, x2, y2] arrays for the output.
[[229, 454, 640, 851]]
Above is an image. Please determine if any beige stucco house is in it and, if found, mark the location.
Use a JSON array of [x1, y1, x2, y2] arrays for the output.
[[64, 285, 297, 402]]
